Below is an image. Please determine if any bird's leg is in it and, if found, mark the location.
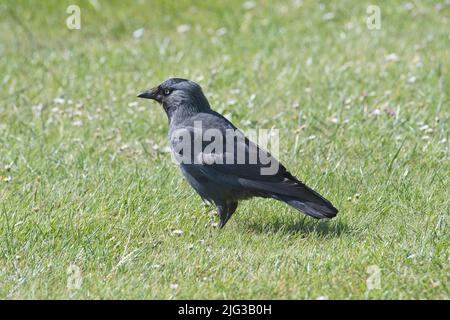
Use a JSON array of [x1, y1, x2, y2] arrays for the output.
[[226, 201, 238, 223], [217, 204, 228, 229]]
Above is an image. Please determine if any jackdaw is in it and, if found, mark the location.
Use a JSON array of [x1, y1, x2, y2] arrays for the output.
[[138, 78, 338, 228]]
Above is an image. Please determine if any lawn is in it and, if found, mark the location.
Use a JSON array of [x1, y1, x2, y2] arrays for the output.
[[0, 0, 448, 299]]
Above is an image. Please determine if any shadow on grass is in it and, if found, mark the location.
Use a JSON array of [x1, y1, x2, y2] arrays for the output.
[[242, 217, 350, 237]]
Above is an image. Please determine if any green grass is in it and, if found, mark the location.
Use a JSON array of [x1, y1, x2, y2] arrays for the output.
[[0, 0, 449, 299]]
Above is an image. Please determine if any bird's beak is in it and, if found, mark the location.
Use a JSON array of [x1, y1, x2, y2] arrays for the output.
[[137, 87, 159, 100]]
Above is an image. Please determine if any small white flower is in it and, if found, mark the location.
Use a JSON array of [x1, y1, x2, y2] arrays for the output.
[[177, 24, 190, 34], [370, 109, 381, 116], [172, 229, 184, 236], [132, 28, 144, 39], [323, 12, 335, 21], [242, 1, 256, 10], [54, 97, 65, 105], [120, 144, 129, 151], [32, 104, 43, 117], [170, 283, 179, 290], [408, 75, 416, 83], [161, 146, 172, 153], [385, 53, 399, 62], [216, 27, 227, 37], [227, 99, 237, 106]]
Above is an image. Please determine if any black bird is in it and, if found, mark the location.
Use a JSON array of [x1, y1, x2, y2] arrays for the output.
[[138, 78, 338, 228]]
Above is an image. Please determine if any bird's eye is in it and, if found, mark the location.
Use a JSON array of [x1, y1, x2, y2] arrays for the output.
[[163, 89, 171, 95]]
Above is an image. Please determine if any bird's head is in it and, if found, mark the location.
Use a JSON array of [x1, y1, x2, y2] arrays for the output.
[[137, 78, 211, 119]]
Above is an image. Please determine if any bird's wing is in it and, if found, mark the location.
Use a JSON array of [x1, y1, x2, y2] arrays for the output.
[[169, 116, 287, 182], [170, 119, 309, 192]]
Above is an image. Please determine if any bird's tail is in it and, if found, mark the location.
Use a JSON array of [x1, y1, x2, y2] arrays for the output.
[[238, 171, 338, 219], [269, 173, 338, 218], [272, 192, 338, 219]]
